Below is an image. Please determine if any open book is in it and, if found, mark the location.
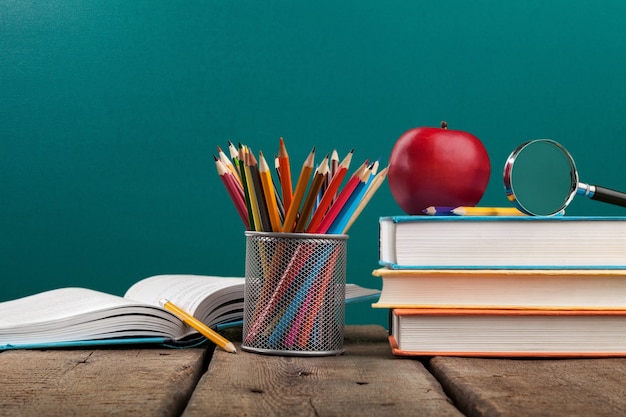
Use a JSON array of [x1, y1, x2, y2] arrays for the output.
[[0, 275, 380, 350]]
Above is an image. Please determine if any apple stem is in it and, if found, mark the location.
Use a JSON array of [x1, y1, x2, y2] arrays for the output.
[[441, 121, 448, 130]]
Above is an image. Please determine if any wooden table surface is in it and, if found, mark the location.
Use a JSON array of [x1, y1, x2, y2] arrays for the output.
[[2, 325, 626, 417]]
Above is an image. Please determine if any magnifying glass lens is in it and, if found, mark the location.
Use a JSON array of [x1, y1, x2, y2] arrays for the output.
[[508, 140, 577, 215]]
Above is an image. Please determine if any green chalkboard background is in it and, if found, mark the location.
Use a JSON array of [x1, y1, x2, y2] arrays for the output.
[[3, 1, 626, 328]]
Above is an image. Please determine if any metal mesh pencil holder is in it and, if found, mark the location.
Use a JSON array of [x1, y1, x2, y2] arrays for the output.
[[242, 231, 348, 356]]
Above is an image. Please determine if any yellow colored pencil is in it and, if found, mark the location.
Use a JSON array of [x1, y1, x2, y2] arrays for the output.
[[159, 298, 237, 353], [258, 152, 282, 232], [247, 150, 272, 232], [452, 206, 526, 216], [282, 147, 315, 232]]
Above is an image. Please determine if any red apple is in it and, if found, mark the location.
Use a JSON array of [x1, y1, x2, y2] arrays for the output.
[[388, 121, 491, 215]]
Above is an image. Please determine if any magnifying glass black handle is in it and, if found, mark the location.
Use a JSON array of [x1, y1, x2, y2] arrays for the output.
[[590, 185, 626, 207]]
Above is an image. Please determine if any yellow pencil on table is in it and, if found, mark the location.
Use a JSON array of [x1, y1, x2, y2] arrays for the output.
[[159, 298, 237, 354]]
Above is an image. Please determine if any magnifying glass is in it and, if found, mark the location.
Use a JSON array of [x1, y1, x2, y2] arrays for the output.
[[503, 139, 626, 216]]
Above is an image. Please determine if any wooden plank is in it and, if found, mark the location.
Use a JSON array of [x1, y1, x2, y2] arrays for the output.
[[429, 356, 626, 417], [0, 347, 207, 417], [183, 325, 463, 417]]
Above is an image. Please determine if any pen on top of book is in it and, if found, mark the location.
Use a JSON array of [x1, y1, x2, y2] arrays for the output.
[[214, 138, 387, 234], [159, 298, 237, 354]]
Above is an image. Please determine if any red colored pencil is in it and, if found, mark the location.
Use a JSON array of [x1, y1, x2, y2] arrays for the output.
[[314, 161, 368, 234], [214, 156, 248, 228], [305, 150, 353, 233]]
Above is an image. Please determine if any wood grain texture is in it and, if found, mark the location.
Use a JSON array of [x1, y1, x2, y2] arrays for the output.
[[0, 347, 207, 417], [429, 356, 626, 417], [183, 325, 463, 417]]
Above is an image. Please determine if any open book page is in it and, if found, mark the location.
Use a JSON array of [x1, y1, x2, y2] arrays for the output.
[[124, 275, 245, 324], [345, 283, 380, 304], [1, 288, 140, 328], [0, 288, 181, 346]]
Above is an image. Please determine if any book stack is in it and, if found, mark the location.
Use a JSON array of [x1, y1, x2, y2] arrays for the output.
[[374, 215, 626, 357]]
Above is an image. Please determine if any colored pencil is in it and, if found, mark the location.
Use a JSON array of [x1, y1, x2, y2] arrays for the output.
[[328, 161, 377, 234], [217, 145, 241, 186], [214, 156, 249, 228], [258, 151, 282, 232], [160, 299, 236, 353], [326, 149, 340, 200], [247, 150, 272, 232], [295, 245, 341, 348], [342, 166, 388, 233], [422, 206, 458, 216], [294, 155, 329, 232], [269, 244, 334, 346], [277, 137, 293, 213], [282, 147, 315, 232], [305, 150, 353, 233], [242, 147, 263, 231], [273, 156, 285, 221], [227, 141, 241, 178], [314, 161, 368, 234], [244, 243, 316, 344], [452, 206, 527, 216], [238, 145, 255, 230]]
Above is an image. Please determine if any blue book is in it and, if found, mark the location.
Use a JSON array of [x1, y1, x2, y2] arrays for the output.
[[0, 275, 379, 350], [379, 215, 626, 269]]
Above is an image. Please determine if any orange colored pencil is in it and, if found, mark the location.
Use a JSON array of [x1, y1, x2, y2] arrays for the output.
[[282, 147, 315, 232], [294, 155, 329, 232], [305, 150, 353, 233], [258, 152, 282, 232], [314, 161, 368, 234], [277, 137, 293, 213]]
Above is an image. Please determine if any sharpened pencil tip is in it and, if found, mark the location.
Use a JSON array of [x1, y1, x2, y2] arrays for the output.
[[224, 342, 237, 353]]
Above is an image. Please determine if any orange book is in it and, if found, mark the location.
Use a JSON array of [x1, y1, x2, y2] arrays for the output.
[[389, 308, 626, 358]]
